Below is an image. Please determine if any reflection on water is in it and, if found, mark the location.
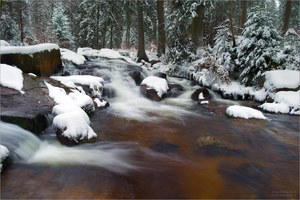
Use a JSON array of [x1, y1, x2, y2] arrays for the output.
[[1, 58, 299, 199]]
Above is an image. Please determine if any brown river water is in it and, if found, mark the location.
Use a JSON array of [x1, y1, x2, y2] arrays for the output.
[[1, 59, 299, 199]]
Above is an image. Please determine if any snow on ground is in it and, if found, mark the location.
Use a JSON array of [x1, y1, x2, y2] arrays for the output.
[[0, 40, 10, 46], [0, 64, 24, 94], [259, 102, 290, 114], [141, 76, 169, 97], [77, 47, 137, 64], [264, 70, 300, 91], [51, 75, 104, 97], [226, 105, 267, 119], [0, 43, 59, 54], [0, 145, 9, 172], [212, 81, 254, 99], [60, 48, 86, 65]]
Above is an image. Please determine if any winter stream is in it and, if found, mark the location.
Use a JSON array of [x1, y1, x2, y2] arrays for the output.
[[1, 58, 299, 199]]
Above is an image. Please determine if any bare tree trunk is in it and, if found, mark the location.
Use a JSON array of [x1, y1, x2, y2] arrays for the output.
[[229, 0, 236, 47], [191, 4, 205, 47], [282, 0, 292, 35], [240, 0, 248, 28], [137, 0, 148, 62], [157, 0, 166, 56], [101, 28, 106, 48], [110, 24, 113, 49], [125, 1, 132, 49], [96, 4, 100, 49]]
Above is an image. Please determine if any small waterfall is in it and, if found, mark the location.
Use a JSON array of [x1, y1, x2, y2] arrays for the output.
[[0, 121, 137, 173], [0, 121, 41, 161]]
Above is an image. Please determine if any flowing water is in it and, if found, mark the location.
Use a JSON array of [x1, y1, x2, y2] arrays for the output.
[[1, 58, 299, 199]]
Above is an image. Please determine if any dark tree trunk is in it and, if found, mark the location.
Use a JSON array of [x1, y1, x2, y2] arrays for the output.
[[191, 4, 205, 47], [110, 24, 113, 49], [240, 0, 248, 28], [18, 1, 24, 43], [101, 28, 106, 48], [282, 0, 292, 35], [229, 0, 236, 47], [125, 1, 132, 49], [157, 0, 166, 56], [137, 0, 148, 62], [96, 4, 100, 49]]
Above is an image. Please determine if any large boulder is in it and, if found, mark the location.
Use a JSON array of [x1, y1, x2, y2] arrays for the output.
[[128, 70, 144, 85], [0, 43, 62, 76], [0, 74, 64, 134], [140, 85, 165, 101]]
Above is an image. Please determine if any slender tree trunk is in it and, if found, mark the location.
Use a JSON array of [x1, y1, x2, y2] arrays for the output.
[[96, 4, 100, 49], [110, 24, 113, 49], [137, 0, 148, 62], [191, 4, 205, 47], [125, 1, 132, 49], [157, 0, 166, 56], [18, 1, 24, 43], [229, 0, 236, 47], [101, 28, 106, 48], [240, 0, 247, 28], [282, 0, 292, 35]]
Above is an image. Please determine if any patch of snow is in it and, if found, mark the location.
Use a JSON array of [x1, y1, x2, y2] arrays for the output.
[[0, 145, 9, 172], [141, 76, 169, 97], [252, 88, 267, 102], [0, 40, 10, 46], [226, 105, 267, 119], [53, 110, 96, 141], [198, 92, 205, 100], [212, 81, 253, 100], [98, 48, 122, 59], [259, 102, 290, 114], [44, 81, 94, 108], [51, 75, 104, 98], [200, 100, 209, 104], [0, 64, 24, 94], [28, 73, 37, 77], [264, 70, 300, 90], [94, 98, 108, 108], [52, 104, 83, 115], [0, 43, 59, 55], [60, 48, 86, 65], [274, 91, 300, 109]]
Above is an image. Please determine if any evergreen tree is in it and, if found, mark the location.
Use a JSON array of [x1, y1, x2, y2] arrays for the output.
[[51, 2, 75, 49], [212, 20, 235, 72], [236, 7, 282, 86], [281, 28, 300, 70]]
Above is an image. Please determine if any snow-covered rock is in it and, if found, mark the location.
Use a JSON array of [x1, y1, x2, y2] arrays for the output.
[[0, 145, 9, 172], [0, 64, 24, 94], [264, 70, 300, 91], [226, 105, 267, 120], [274, 91, 300, 110], [259, 103, 290, 114], [141, 76, 169, 98], [51, 75, 104, 98], [60, 48, 86, 65], [53, 109, 97, 145], [0, 43, 62, 76]]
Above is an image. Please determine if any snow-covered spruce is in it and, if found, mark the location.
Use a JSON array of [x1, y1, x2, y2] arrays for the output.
[[226, 105, 267, 120], [0, 64, 24, 94], [0, 145, 9, 172]]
